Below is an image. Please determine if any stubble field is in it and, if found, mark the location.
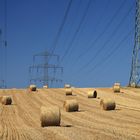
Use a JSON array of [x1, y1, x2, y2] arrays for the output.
[[0, 87, 139, 140]]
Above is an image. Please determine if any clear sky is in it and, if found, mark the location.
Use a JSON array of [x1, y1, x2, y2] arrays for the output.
[[0, 0, 135, 88]]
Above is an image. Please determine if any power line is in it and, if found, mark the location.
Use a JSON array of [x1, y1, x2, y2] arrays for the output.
[[87, 29, 134, 74], [74, 0, 127, 63], [78, 2, 134, 71], [72, 28, 134, 83], [74, 0, 111, 48], [50, 0, 73, 56], [61, 0, 93, 62], [60, 0, 82, 54]]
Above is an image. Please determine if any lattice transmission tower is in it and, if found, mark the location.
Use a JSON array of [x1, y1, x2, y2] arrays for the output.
[[29, 51, 63, 88], [129, 0, 140, 87]]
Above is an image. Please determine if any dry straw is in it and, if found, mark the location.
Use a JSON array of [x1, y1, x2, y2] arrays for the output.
[[1, 96, 12, 105], [100, 98, 116, 110], [113, 83, 120, 93], [88, 90, 97, 98], [29, 84, 37, 91], [65, 88, 72, 95], [63, 99, 79, 112], [40, 106, 61, 127]]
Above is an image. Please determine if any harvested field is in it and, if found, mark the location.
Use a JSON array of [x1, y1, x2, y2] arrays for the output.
[[0, 87, 140, 140]]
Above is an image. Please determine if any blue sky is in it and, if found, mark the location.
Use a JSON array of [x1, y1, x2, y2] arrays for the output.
[[0, 0, 135, 88]]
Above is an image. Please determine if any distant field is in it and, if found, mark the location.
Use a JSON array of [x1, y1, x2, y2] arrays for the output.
[[0, 87, 139, 140]]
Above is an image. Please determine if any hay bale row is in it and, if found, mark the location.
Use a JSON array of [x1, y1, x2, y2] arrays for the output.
[[39, 86, 116, 127], [39, 98, 116, 127], [40, 100, 79, 127], [65, 88, 98, 98]]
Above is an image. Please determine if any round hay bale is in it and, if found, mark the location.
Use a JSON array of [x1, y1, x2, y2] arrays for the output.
[[64, 84, 71, 88], [113, 85, 120, 92], [88, 90, 97, 98], [100, 98, 116, 111], [1, 96, 12, 105], [63, 99, 79, 112], [113, 83, 120, 92], [29, 84, 37, 91], [65, 88, 72, 96], [40, 106, 61, 127]]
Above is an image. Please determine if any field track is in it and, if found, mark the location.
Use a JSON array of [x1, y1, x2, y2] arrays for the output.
[[0, 87, 140, 140]]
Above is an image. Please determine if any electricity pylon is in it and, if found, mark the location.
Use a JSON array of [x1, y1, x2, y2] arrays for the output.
[[29, 51, 63, 87], [129, 0, 140, 87]]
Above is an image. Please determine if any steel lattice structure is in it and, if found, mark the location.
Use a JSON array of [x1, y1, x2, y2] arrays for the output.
[[129, 0, 140, 87], [29, 51, 63, 87]]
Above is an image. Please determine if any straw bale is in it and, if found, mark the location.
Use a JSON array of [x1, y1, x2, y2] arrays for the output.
[[100, 98, 116, 110], [63, 99, 79, 112], [65, 88, 72, 95], [88, 90, 97, 98], [1, 96, 12, 105], [40, 106, 61, 127]]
